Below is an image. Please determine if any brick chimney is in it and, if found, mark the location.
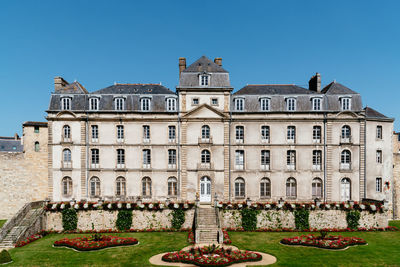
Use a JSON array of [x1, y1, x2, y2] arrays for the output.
[[309, 73, 321, 92], [54, 76, 69, 91], [214, 57, 222, 66], [179, 57, 186, 75]]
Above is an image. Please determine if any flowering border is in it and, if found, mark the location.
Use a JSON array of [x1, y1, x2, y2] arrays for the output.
[[280, 234, 367, 250], [53, 235, 138, 251], [224, 226, 398, 232]]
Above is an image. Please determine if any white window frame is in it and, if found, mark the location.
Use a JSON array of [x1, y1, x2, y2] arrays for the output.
[[143, 125, 150, 143], [166, 97, 177, 112], [91, 148, 99, 168], [376, 177, 382, 192], [340, 97, 351, 111], [261, 125, 270, 142], [168, 125, 176, 142], [261, 150, 270, 170], [287, 150, 296, 170], [286, 97, 296, 111], [211, 98, 218, 106], [286, 178, 297, 198], [200, 74, 210, 86], [260, 97, 270, 111], [234, 98, 244, 111], [340, 150, 351, 170], [260, 178, 271, 198], [312, 150, 322, 171], [312, 97, 322, 111], [143, 149, 151, 168], [114, 97, 125, 111], [287, 126, 296, 143], [235, 178, 245, 198], [89, 97, 99, 111], [116, 149, 125, 168], [235, 126, 244, 143], [141, 97, 151, 111], [168, 149, 177, 169], [117, 125, 124, 142], [235, 150, 244, 170], [376, 150, 382, 164], [61, 97, 72, 111], [376, 125, 382, 139], [91, 125, 99, 142]]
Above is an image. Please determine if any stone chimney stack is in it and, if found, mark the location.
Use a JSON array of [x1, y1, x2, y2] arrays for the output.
[[54, 76, 69, 91], [309, 73, 321, 92], [214, 57, 222, 66], [14, 133, 19, 140], [179, 57, 186, 75]]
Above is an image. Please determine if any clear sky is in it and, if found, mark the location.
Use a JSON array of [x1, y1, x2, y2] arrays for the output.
[[1, 0, 399, 136]]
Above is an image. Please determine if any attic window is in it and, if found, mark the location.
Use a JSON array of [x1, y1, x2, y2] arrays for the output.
[[234, 98, 244, 111], [61, 97, 71, 110], [311, 97, 322, 111], [89, 97, 99, 111], [114, 98, 125, 111], [166, 98, 177, 112], [260, 98, 270, 111], [340, 97, 351, 111], [200, 75, 209, 86], [286, 98, 296, 111], [141, 97, 151, 111]]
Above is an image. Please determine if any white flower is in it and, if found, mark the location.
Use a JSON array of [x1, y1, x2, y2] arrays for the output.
[[238, 204, 243, 208], [370, 205, 376, 211], [126, 203, 131, 209], [74, 204, 79, 209], [93, 203, 99, 208], [139, 204, 145, 209], [311, 204, 315, 209], [336, 204, 340, 208], [302, 204, 305, 208], [265, 204, 271, 209], [277, 204, 283, 209], [60, 204, 65, 209], [117, 203, 122, 209], [227, 204, 232, 208], [52, 204, 57, 210], [148, 204, 154, 209], [184, 203, 189, 209], [325, 204, 331, 209], [159, 204, 164, 209], [291, 204, 295, 209], [217, 203, 222, 208], [69, 202, 75, 206], [174, 203, 179, 209], [344, 204, 349, 209], [83, 203, 88, 209], [360, 204, 365, 210], [107, 203, 112, 209]]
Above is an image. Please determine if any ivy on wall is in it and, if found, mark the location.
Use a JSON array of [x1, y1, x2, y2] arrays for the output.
[[62, 208, 78, 231], [294, 209, 310, 231], [116, 210, 133, 231], [240, 208, 259, 231], [171, 209, 185, 229], [346, 210, 361, 229]]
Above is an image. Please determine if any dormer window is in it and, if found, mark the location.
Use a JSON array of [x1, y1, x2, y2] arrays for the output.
[[286, 98, 296, 111], [234, 98, 244, 111], [61, 97, 71, 110], [141, 97, 151, 111], [166, 97, 176, 111], [340, 97, 351, 111], [114, 97, 125, 111], [312, 97, 322, 111], [200, 75, 209, 86], [89, 97, 99, 111], [260, 97, 270, 111]]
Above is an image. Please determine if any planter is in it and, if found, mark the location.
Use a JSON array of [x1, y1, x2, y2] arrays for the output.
[[280, 234, 367, 250], [53, 235, 138, 251]]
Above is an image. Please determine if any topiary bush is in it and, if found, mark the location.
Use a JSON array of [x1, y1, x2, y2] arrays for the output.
[[294, 209, 310, 231], [346, 210, 361, 229], [171, 209, 185, 229], [240, 208, 259, 231], [116, 210, 133, 230], [0, 249, 12, 264], [62, 208, 78, 231]]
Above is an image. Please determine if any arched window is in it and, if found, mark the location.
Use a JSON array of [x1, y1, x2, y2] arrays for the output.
[[286, 177, 297, 198], [142, 177, 152, 197], [34, 141, 40, 152], [116, 177, 126, 196], [168, 177, 178, 196], [90, 177, 101, 197], [312, 178, 323, 198], [340, 150, 351, 170], [62, 149, 72, 168], [201, 150, 211, 164], [62, 177, 72, 197], [235, 178, 245, 198], [341, 125, 351, 139], [201, 125, 210, 139], [260, 178, 271, 198], [341, 178, 351, 201], [63, 125, 71, 141]]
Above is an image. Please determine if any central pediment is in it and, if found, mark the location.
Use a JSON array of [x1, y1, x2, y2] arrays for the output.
[[182, 104, 228, 119]]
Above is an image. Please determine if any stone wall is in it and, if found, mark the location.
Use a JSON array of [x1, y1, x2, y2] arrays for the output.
[[393, 152, 400, 219]]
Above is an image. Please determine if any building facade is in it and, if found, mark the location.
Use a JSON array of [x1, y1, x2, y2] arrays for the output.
[[47, 56, 394, 206], [393, 132, 400, 219]]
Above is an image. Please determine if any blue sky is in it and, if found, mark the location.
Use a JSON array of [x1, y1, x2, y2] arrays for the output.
[[1, 0, 399, 136]]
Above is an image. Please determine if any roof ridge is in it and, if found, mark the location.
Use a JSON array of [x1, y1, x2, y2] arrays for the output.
[[114, 83, 163, 86], [247, 84, 296, 86]]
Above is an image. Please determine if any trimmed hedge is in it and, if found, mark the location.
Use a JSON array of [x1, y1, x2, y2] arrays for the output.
[[116, 210, 133, 231], [62, 208, 78, 231], [0, 250, 12, 264], [171, 209, 185, 229], [240, 208, 259, 231], [346, 210, 361, 230], [294, 209, 310, 231]]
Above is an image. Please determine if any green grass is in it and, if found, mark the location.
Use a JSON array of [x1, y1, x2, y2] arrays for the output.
[[0, 220, 6, 228], [389, 220, 400, 229]]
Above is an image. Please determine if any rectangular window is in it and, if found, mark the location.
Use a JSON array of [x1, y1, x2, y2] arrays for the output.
[[261, 126, 270, 142], [211, 98, 218, 105], [117, 125, 124, 141], [91, 149, 99, 167], [141, 98, 151, 111], [143, 125, 150, 142], [287, 150, 296, 170], [143, 149, 151, 168], [286, 98, 296, 111], [61, 97, 71, 110], [89, 98, 99, 111], [192, 98, 199, 105], [168, 149, 176, 168], [313, 126, 321, 143], [166, 98, 176, 111], [34, 126, 40, 133], [312, 98, 322, 111], [235, 98, 244, 111], [115, 98, 125, 111], [376, 150, 382, 163], [236, 126, 244, 143], [200, 75, 209, 86], [261, 150, 270, 170], [341, 97, 351, 110], [376, 177, 382, 192], [91, 125, 99, 142], [117, 149, 125, 166], [260, 98, 270, 111], [235, 150, 244, 170], [287, 126, 296, 142], [312, 150, 322, 171], [376, 126, 382, 139], [168, 126, 176, 142]]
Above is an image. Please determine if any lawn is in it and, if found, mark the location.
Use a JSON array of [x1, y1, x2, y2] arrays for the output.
[[0, 220, 6, 228]]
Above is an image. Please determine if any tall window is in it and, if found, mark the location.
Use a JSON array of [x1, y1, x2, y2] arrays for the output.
[[340, 150, 351, 170], [34, 142, 40, 152], [143, 149, 151, 168], [312, 178, 323, 198], [116, 177, 126, 197], [143, 125, 150, 142], [200, 75, 209, 86], [61, 97, 71, 110], [234, 98, 244, 111], [341, 125, 351, 142], [341, 178, 351, 201], [287, 150, 296, 170], [63, 149, 72, 168], [201, 125, 210, 140], [376, 126, 382, 139], [90, 177, 100, 197], [34, 126, 39, 133], [260, 178, 271, 198], [312, 98, 322, 111], [312, 150, 322, 171], [376, 177, 382, 193], [142, 177, 152, 197], [235, 178, 245, 198], [117, 125, 124, 141], [261, 150, 270, 170], [313, 126, 321, 143], [89, 97, 99, 111], [168, 177, 178, 196], [261, 126, 270, 142], [340, 97, 351, 110], [286, 178, 297, 198], [62, 177, 73, 197], [168, 149, 177, 168], [114, 98, 125, 111], [117, 149, 125, 167], [376, 150, 382, 163], [236, 126, 244, 143], [91, 125, 99, 142], [168, 126, 176, 142], [260, 98, 270, 111], [63, 125, 71, 142], [141, 97, 151, 111], [235, 150, 244, 170], [287, 126, 295, 142], [201, 150, 211, 164], [91, 149, 99, 168], [286, 98, 296, 111], [166, 98, 176, 111]]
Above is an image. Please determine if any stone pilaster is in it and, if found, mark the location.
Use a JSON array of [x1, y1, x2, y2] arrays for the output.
[[326, 120, 333, 201], [180, 121, 187, 199], [223, 121, 230, 200], [48, 121, 53, 199], [80, 120, 87, 199], [359, 120, 366, 199]]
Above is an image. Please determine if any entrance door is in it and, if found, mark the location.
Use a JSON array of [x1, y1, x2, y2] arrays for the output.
[[341, 178, 351, 201], [200, 176, 211, 203]]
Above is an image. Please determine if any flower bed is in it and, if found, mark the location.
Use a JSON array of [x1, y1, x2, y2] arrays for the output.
[[162, 245, 262, 266], [53, 235, 138, 251], [280, 234, 367, 250], [225, 226, 398, 232]]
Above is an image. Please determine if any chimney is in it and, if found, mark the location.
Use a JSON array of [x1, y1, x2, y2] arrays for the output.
[[54, 76, 69, 91], [179, 57, 186, 75], [309, 73, 321, 92], [14, 133, 19, 140], [214, 57, 222, 66]]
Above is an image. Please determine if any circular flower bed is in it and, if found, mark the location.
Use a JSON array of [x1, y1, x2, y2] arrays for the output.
[[162, 245, 262, 266], [54, 234, 138, 251], [281, 234, 367, 249]]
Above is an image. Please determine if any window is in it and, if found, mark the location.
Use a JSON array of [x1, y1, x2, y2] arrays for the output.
[[168, 126, 176, 142], [260, 98, 270, 111], [312, 150, 322, 171], [143, 125, 150, 142], [201, 125, 210, 140], [63, 149, 72, 168], [201, 150, 211, 164], [235, 150, 244, 170], [286, 178, 297, 198], [287, 150, 296, 170], [261, 150, 270, 170], [192, 98, 199, 105], [89, 97, 99, 111], [341, 178, 351, 201], [63, 125, 71, 141], [116, 177, 126, 197], [340, 150, 351, 170], [376, 126, 382, 139], [62, 177, 73, 197], [143, 149, 151, 168], [261, 126, 270, 142], [117, 125, 124, 141], [168, 149, 176, 168], [142, 177, 152, 197], [234, 98, 244, 111], [166, 98, 176, 111], [141, 97, 151, 111], [90, 177, 100, 197], [313, 126, 321, 143], [91, 149, 99, 167], [376, 150, 382, 163], [34, 142, 40, 152], [286, 98, 296, 111], [114, 97, 125, 111], [376, 177, 382, 193], [117, 149, 125, 167], [236, 126, 244, 143], [168, 177, 178, 196], [200, 75, 209, 86], [312, 178, 323, 198], [235, 178, 245, 198], [34, 126, 39, 133], [340, 97, 351, 110], [260, 178, 271, 198], [341, 125, 351, 142], [312, 98, 322, 111], [91, 125, 99, 142], [287, 126, 295, 142], [211, 98, 218, 105], [61, 97, 71, 110]]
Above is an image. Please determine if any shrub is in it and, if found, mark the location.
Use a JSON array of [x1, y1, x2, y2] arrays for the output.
[[171, 209, 185, 229], [346, 210, 361, 229], [0, 250, 12, 264], [240, 208, 258, 231], [116, 210, 133, 231], [294, 209, 310, 231], [62, 208, 78, 231]]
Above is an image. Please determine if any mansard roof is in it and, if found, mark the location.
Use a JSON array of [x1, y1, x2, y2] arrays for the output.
[[364, 107, 389, 119], [234, 84, 315, 95], [321, 81, 358, 95], [92, 84, 175, 95], [182, 56, 228, 73]]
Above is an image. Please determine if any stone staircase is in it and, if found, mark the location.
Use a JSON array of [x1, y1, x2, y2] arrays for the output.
[[196, 205, 219, 244]]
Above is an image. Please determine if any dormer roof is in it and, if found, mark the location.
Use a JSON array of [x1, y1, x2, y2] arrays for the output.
[[182, 56, 228, 73]]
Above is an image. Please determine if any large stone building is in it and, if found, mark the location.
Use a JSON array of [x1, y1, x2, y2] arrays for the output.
[[393, 132, 400, 219], [46, 56, 394, 207]]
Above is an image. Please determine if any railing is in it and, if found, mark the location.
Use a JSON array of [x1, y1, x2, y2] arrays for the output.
[[198, 137, 213, 144], [287, 164, 296, 171], [340, 163, 352, 171], [312, 164, 321, 171], [340, 135, 352, 144], [62, 161, 72, 169], [261, 164, 270, 171], [197, 163, 213, 170]]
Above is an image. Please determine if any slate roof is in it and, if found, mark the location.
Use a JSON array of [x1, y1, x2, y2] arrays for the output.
[[23, 121, 48, 127], [182, 56, 228, 73], [234, 84, 316, 95], [364, 107, 389, 119], [55, 81, 88, 94], [0, 137, 23, 152], [321, 82, 358, 95], [92, 84, 175, 95]]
